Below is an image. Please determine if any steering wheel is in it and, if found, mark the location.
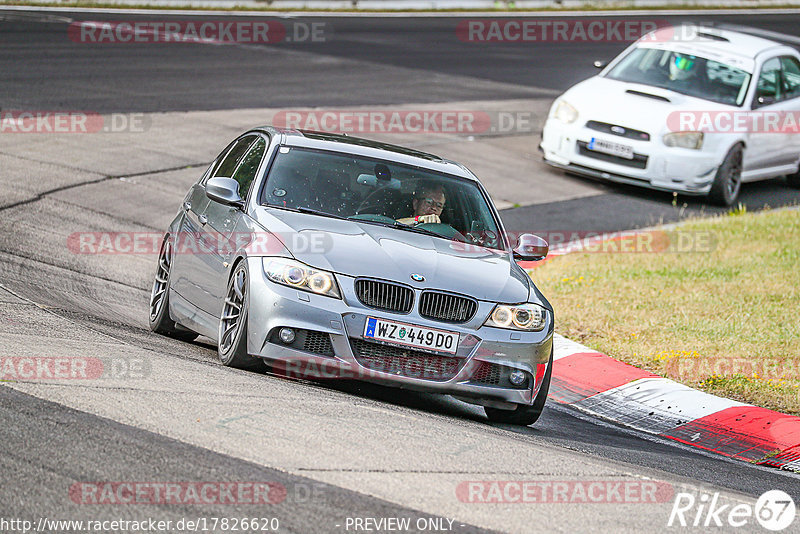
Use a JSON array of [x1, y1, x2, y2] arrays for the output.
[[355, 186, 399, 216]]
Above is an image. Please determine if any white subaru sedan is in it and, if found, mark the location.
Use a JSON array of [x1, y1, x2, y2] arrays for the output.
[[540, 25, 800, 205]]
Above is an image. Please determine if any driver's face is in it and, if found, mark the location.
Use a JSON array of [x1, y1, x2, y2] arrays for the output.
[[413, 191, 445, 216]]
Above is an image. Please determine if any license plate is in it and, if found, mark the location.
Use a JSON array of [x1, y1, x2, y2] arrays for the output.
[[588, 137, 634, 160], [363, 317, 459, 354]]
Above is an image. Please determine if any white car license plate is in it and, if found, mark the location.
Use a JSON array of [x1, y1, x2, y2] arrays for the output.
[[363, 317, 459, 354], [588, 137, 634, 160]]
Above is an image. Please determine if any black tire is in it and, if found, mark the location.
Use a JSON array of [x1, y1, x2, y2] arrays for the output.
[[787, 169, 800, 189], [218, 261, 266, 371], [708, 144, 743, 207], [484, 349, 553, 426], [149, 236, 198, 342]]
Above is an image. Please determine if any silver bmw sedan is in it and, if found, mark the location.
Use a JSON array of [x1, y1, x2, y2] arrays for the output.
[[149, 127, 554, 425]]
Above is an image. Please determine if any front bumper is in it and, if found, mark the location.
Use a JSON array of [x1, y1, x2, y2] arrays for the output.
[[540, 119, 720, 195], [246, 258, 553, 406]]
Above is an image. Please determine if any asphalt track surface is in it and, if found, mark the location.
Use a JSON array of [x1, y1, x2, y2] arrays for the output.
[[3, 11, 800, 112], [3, 9, 800, 225], [2, 9, 800, 533]]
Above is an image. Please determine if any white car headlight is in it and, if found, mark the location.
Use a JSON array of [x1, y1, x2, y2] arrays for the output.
[[484, 304, 547, 331], [263, 258, 341, 299], [663, 131, 704, 149], [554, 100, 579, 124]]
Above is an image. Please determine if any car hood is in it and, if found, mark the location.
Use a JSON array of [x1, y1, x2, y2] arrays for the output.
[[253, 208, 531, 304], [561, 76, 734, 136]]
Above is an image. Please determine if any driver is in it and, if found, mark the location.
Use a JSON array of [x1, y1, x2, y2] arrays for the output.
[[669, 52, 698, 82], [397, 182, 445, 225]]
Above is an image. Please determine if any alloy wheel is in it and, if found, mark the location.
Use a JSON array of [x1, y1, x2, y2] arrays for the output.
[[149, 239, 172, 321], [220, 267, 246, 355], [726, 149, 743, 200]]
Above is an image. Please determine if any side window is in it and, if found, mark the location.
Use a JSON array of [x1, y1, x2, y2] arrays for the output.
[[201, 142, 234, 185], [231, 137, 267, 200], [198, 161, 215, 184], [780, 56, 800, 100], [213, 136, 256, 179], [755, 57, 782, 105]]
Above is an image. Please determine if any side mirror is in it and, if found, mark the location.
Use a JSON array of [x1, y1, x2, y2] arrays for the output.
[[513, 234, 549, 261], [756, 95, 776, 108], [593, 60, 608, 69], [206, 177, 244, 208]]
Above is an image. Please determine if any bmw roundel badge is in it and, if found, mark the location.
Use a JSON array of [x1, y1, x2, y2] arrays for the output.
[[410, 273, 425, 282]]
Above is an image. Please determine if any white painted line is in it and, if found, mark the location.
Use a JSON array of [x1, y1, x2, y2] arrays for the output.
[[573, 376, 746, 435], [779, 458, 800, 471], [552, 332, 596, 361]]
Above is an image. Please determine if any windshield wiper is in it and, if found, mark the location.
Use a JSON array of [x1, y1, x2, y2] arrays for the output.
[[296, 207, 350, 220], [271, 205, 446, 239], [393, 221, 443, 238], [361, 219, 443, 239], [266, 205, 348, 221]]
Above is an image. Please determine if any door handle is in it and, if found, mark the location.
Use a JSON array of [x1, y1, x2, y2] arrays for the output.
[[198, 215, 208, 225], [183, 201, 191, 212]]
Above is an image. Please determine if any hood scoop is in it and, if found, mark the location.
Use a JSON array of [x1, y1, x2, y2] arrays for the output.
[[625, 89, 671, 103]]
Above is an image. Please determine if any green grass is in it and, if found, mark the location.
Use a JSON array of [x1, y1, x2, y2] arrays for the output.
[[529, 207, 800, 415]]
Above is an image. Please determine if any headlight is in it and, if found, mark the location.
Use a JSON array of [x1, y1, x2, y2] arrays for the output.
[[263, 258, 341, 299], [554, 100, 578, 124], [484, 304, 547, 331], [663, 131, 704, 149]]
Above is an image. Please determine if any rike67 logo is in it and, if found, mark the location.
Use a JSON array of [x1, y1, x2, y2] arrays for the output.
[[668, 490, 796, 531]]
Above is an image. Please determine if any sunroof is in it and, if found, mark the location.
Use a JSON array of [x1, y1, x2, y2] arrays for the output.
[[298, 130, 444, 162]]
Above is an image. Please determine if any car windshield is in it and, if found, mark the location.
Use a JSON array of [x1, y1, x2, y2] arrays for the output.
[[259, 146, 505, 250], [605, 47, 752, 106]]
